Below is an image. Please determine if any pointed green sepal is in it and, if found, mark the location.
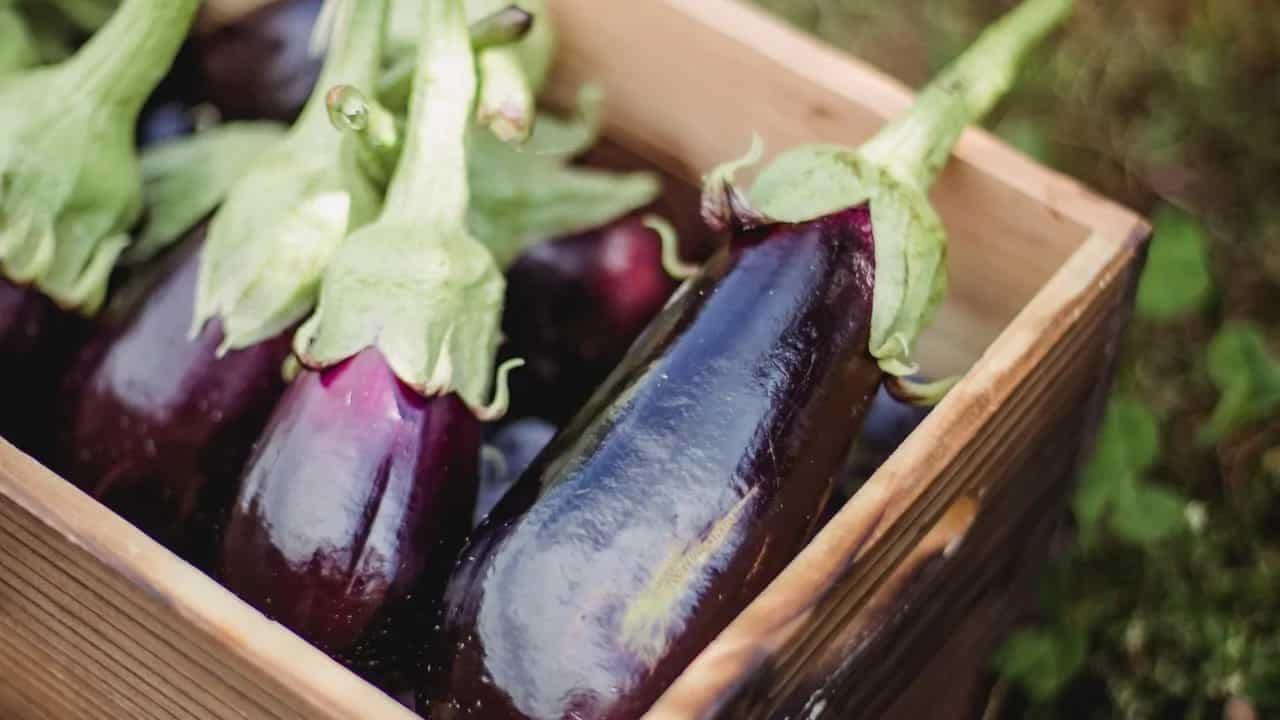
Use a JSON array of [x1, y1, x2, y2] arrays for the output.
[[194, 0, 389, 351], [0, 0, 199, 312], [129, 121, 288, 264]]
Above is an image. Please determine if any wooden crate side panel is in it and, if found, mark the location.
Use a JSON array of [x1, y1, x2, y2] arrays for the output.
[[0, 451, 417, 720]]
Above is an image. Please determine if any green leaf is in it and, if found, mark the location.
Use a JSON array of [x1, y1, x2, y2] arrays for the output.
[[1109, 482, 1189, 546], [994, 626, 1088, 700], [1073, 396, 1160, 540], [130, 122, 287, 264], [1136, 206, 1213, 320], [1201, 322, 1280, 442]]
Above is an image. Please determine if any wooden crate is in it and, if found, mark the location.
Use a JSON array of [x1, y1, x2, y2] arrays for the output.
[[0, 0, 1150, 718]]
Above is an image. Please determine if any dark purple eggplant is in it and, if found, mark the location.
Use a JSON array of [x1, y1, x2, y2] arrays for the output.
[[220, 348, 481, 680], [217, 0, 503, 689], [476, 417, 557, 526], [195, 0, 323, 123], [55, 230, 293, 566], [423, 206, 880, 719], [503, 216, 677, 422], [421, 0, 1070, 716], [0, 279, 69, 455]]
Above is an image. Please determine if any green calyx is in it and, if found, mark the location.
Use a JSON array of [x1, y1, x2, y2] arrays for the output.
[[0, 6, 38, 76], [0, 0, 198, 313], [130, 122, 289, 265], [701, 0, 1072, 378], [383, 0, 554, 141], [297, 0, 513, 414], [325, 82, 660, 270], [194, 0, 389, 353]]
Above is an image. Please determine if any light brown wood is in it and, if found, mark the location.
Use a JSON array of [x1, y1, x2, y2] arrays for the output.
[[0, 447, 419, 720], [0, 1, 1149, 719]]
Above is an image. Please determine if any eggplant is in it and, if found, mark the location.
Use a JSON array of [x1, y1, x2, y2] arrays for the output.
[[216, 0, 507, 686], [423, 206, 880, 719], [195, 0, 323, 123], [476, 417, 557, 526], [0, 278, 68, 454], [421, 0, 1071, 716], [220, 348, 481, 679], [55, 231, 293, 566], [503, 216, 677, 422]]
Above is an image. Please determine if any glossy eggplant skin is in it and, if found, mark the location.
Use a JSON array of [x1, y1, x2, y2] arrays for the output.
[[55, 230, 292, 567], [195, 0, 322, 123], [475, 417, 557, 527], [0, 279, 67, 455], [503, 217, 677, 423], [220, 348, 480, 682], [423, 205, 883, 720]]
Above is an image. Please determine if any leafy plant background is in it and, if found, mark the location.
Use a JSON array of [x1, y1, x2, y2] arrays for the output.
[[750, 1, 1280, 717]]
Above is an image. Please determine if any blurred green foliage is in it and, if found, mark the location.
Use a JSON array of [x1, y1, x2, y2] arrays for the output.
[[752, 1, 1280, 717]]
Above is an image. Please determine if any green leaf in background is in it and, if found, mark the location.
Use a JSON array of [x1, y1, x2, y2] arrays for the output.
[[1110, 483, 1189, 545], [1136, 206, 1213, 321], [1073, 397, 1162, 543], [1200, 322, 1280, 443], [993, 626, 1088, 700]]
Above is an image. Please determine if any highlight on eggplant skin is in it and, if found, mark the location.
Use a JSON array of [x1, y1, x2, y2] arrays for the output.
[[195, 0, 323, 123], [502, 216, 677, 423], [54, 229, 293, 567], [422, 205, 882, 719], [219, 347, 481, 683]]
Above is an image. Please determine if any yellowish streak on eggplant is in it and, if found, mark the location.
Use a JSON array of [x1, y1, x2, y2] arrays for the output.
[[620, 487, 759, 665]]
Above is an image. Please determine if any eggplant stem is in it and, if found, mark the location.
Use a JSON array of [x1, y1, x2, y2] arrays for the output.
[[382, 0, 476, 228], [858, 0, 1073, 191], [643, 215, 699, 281]]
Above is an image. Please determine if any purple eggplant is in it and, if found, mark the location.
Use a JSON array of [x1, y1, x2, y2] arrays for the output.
[[421, 1, 1071, 716], [423, 206, 881, 719], [220, 348, 481, 679], [217, 0, 506, 688], [503, 216, 677, 422], [195, 0, 323, 123], [55, 231, 293, 566], [476, 417, 557, 526], [0, 279, 68, 455]]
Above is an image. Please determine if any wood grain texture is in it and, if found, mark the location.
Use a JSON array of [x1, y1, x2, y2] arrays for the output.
[[0, 1, 1150, 719], [0, 447, 418, 720]]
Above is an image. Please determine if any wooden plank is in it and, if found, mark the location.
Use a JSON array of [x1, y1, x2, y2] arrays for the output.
[[0, 450, 418, 720]]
